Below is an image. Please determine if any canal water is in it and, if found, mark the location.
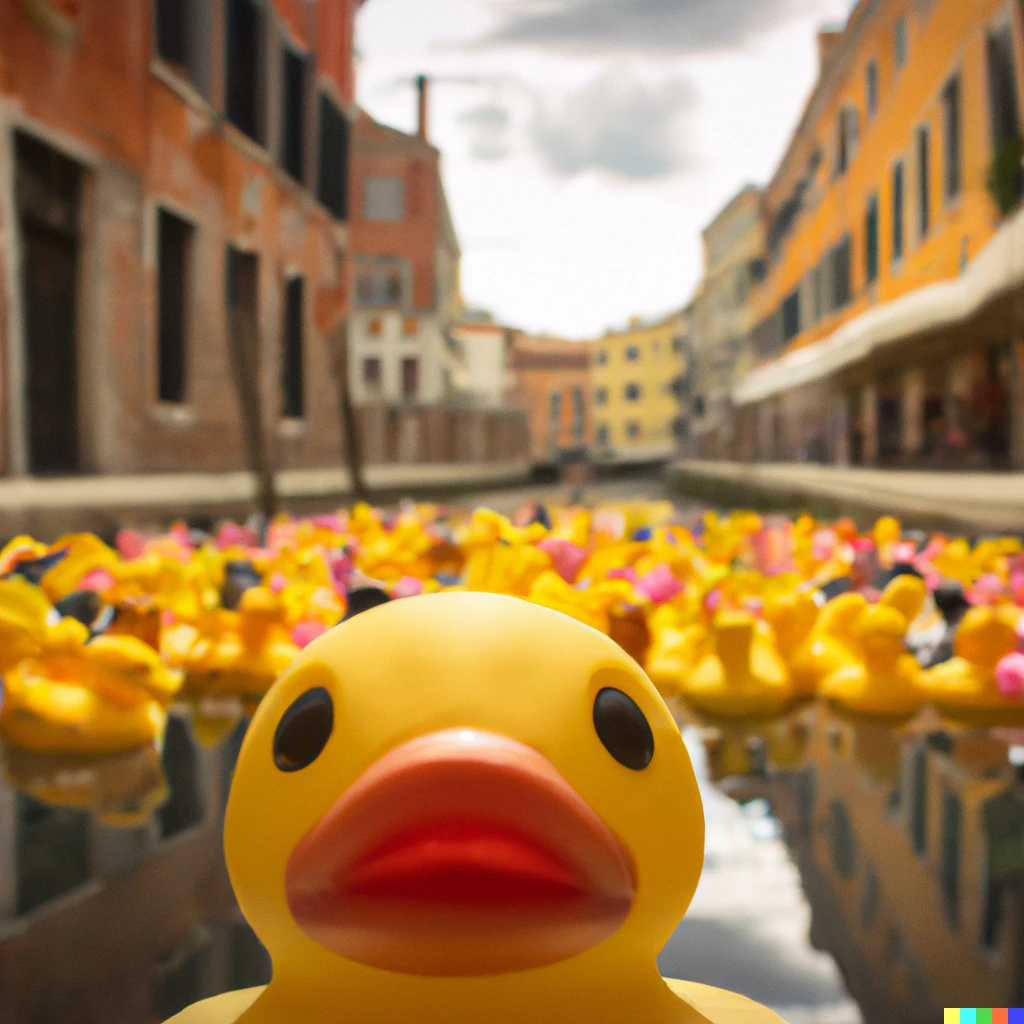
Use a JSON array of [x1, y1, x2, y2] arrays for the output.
[[4, 697, 1019, 1023]]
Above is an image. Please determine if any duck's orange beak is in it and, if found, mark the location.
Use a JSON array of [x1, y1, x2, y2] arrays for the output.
[[285, 729, 635, 976]]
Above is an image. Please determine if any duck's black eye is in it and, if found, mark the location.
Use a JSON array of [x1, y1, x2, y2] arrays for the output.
[[593, 688, 654, 771], [274, 688, 334, 772]]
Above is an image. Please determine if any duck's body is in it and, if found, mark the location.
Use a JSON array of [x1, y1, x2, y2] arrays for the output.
[[683, 611, 795, 724], [169, 977, 781, 1024], [789, 593, 866, 696], [921, 605, 1024, 726], [165, 594, 782, 1024], [820, 605, 924, 723]]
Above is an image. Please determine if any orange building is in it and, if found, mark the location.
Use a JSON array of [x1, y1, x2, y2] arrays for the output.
[[727, 0, 1024, 469], [0, 0, 363, 478], [506, 332, 592, 465]]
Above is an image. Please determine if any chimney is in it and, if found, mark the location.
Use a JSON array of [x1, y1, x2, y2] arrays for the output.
[[816, 29, 843, 74], [416, 74, 429, 141]]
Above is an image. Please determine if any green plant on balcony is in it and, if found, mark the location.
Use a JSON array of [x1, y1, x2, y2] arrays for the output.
[[987, 138, 1024, 216]]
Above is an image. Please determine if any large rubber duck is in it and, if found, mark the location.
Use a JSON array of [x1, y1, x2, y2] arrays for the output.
[[921, 604, 1024, 727], [819, 605, 924, 723], [166, 593, 783, 1024], [681, 610, 795, 724]]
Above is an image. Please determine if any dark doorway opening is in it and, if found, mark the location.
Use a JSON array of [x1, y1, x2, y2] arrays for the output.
[[14, 132, 83, 475]]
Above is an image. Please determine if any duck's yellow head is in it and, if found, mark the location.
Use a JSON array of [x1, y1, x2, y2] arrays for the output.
[[225, 592, 702, 993]]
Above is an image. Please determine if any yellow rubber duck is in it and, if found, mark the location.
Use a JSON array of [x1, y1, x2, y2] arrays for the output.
[[819, 605, 924, 723], [877, 572, 927, 624], [166, 593, 783, 1024], [0, 576, 58, 672], [645, 615, 708, 699], [761, 589, 819, 684], [682, 610, 795, 724], [180, 588, 299, 698], [921, 604, 1024, 727], [0, 619, 170, 754], [789, 592, 867, 697]]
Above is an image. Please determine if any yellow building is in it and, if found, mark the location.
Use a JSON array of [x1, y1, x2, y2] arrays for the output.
[[589, 313, 689, 460], [726, 0, 1024, 469]]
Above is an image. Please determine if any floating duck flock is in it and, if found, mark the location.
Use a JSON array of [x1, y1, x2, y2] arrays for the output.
[[4, 503, 1024, 1023], [1, 502, 1023, 811]]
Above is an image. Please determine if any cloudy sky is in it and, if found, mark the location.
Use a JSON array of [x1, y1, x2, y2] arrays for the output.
[[355, 0, 855, 339]]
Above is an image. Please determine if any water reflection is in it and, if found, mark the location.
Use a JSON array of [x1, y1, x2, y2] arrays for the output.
[[0, 711, 270, 1024], [693, 707, 1024, 1023], [3, 701, 1024, 1022]]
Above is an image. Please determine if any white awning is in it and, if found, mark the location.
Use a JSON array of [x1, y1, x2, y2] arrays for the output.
[[733, 203, 1024, 406]]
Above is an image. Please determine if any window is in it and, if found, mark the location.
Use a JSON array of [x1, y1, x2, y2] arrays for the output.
[[596, 423, 609, 446], [866, 60, 879, 119], [943, 75, 963, 201], [595, 387, 608, 406], [626, 345, 641, 362], [364, 175, 406, 222], [865, 194, 879, 285], [626, 421, 641, 440], [892, 160, 905, 264], [318, 94, 351, 220], [831, 234, 852, 310], [940, 789, 962, 928], [596, 350, 608, 366], [156, 209, 192, 404], [829, 799, 856, 879], [355, 266, 404, 306], [363, 357, 382, 392], [368, 318, 383, 337], [402, 317, 419, 337], [281, 277, 304, 419], [16, 795, 91, 916], [672, 416, 687, 438], [809, 264, 822, 324], [781, 289, 801, 343], [910, 745, 928, 856], [862, 864, 880, 931], [836, 108, 858, 176], [917, 126, 931, 237], [571, 386, 585, 442], [225, 0, 266, 146], [401, 357, 419, 401], [279, 45, 309, 182], [548, 390, 562, 440], [159, 716, 204, 839], [894, 18, 908, 71], [624, 383, 642, 402], [988, 24, 1022, 150], [155, 0, 211, 95], [672, 336, 684, 354]]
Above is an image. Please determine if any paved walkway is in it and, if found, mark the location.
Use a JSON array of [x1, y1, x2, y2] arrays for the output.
[[0, 461, 532, 539], [667, 460, 1024, 534]]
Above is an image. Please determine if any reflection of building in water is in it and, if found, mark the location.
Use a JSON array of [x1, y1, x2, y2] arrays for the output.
[[763, 711, 1024, 1024], [0, 713, 269, 1024]]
